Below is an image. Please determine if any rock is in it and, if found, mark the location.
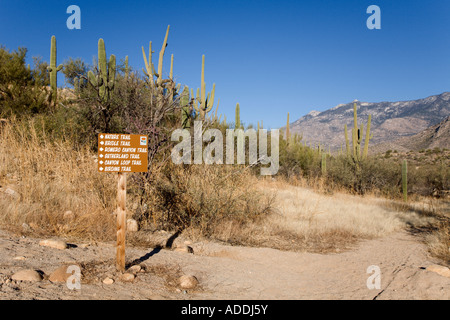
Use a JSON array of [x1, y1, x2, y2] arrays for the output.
[[175, 245, 194, 254], [120, 273, 135, 282], [21, 223, 31, 232], [11, 270, 43, 282], [79, 243, 90, 249], [13, 256, 26, 261], [39, 239, 68, 250], [127, 219, 139, 232], [63, 211, 75, 221], [49, 265, 80, 282], [127, 265, 142, 274], [103, 277, 114, 285], [3, 187, 19, 200], [179, 275, 199, 289], [426, 265, 450, 278]]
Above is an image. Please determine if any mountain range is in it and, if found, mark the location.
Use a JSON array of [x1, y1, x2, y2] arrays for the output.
[[286, 92, 450, 153]]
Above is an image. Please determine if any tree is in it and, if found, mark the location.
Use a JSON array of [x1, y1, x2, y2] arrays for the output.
[[62, 57, 88, 87], [0, 46, 48, 116]]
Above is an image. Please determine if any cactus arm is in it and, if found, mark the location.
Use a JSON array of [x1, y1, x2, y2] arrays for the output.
[[88, 70, 98, 87], [169, 54, 174, 80], [107, 54, 116, 90], [206, 83, 215, 111], [200, 55, 206, 113], [157, 25, 170, 85]]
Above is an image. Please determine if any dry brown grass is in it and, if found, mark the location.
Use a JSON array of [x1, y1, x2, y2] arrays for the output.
[[0, 118, 116, 240], [219, 178, 442, 254], [0, 118, 447, 264]]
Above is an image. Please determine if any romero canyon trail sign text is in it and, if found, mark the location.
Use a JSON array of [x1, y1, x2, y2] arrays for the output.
[[98, 133, 148, 173]]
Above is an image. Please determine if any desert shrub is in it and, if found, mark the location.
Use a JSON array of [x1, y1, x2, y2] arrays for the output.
[[134, 162, 273, 237], [326, 156, 401, 196], [278, 138, 321, 178]]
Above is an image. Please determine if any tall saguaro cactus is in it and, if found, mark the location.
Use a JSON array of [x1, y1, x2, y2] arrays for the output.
[[181, 86, 191, 129], [47, 35, 63, 107], [402, 160, 408, 202], [193, 55, 217, 120], [286, 112, 290, 143], [88, 39, 116, 105], [346, 101, 372, 161], [141, 25, 171, 87], [235, 103, 241, 129]]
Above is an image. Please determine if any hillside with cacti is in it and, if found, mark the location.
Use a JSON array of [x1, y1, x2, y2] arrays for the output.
[[286, 93, 450, 153]]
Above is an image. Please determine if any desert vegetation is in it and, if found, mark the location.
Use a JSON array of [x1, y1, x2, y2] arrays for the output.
[[0, 27, 448, 266]]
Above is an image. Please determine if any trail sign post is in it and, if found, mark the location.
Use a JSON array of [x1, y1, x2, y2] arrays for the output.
[[98, 133, 148, 271]]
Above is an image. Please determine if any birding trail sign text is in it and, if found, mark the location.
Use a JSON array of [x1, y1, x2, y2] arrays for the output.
[[98, 133, 148, 173]]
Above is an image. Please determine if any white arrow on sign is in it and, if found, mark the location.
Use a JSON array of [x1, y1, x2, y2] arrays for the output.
[[99, 161, 104, 164], [100, 141, 104, 145], [100, 135, 104, 139], [100, 147, 104, 151], [100, 154, 104, 158], [99, 167, 104, 171]]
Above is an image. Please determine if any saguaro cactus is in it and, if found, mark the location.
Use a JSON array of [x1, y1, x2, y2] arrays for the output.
[[181, 86, 191, 129], [402, 160, 408, 202], [347, 102, 372, 161], [47, 35, 63, 107], [193, 55, 216, 120], [286, 112, 290, 143], [235, 103, 241, 129], [88, 39, 116, 105], [363, 114, 372, 159], [141, 25, 171, 87]]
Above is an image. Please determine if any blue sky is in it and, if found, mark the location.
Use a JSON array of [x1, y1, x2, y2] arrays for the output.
[[1, 0, 449, 129]]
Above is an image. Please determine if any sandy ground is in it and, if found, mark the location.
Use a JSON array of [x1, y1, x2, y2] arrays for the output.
[[0, 228, 448, 300]]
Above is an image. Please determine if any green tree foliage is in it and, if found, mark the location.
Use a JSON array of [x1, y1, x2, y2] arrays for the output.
[[62, 57, 88, 87], [0, 46, 48, 116]]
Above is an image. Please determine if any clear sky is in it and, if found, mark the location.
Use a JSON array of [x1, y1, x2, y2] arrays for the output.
[[1, 0, 449, 129]]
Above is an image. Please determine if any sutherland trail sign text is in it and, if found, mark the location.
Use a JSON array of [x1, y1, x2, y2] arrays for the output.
[[98, 133, 148, 173]]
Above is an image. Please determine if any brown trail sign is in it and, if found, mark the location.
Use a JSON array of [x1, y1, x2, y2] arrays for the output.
[[98, 133, 148, 271]]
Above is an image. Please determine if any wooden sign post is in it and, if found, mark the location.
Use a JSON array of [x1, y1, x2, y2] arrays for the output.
[[98, 133, 148, 271]]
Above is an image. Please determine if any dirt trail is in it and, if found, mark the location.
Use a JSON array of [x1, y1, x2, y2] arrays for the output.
[[0, 229, 448, 300]]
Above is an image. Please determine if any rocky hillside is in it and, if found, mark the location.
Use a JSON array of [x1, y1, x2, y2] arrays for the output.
[[372, 116, 450, 154], [287, 92, 450, 152]]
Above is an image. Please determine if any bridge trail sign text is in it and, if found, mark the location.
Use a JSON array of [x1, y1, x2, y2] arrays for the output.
[[98, 133, 148, 173], [97, 133, 148, 271]]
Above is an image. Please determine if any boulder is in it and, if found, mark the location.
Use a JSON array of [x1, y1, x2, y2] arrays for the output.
[[11, 270, 43, 282], [39, 239, 68, 250], [426, 265, 450, 278], [120, 273, 135, 282], [49, 265, 80, 282], [179, 275, 199, 289]]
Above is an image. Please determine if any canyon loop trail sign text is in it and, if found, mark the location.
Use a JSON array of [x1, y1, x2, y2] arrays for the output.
[[98, 133, 148, 173]]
